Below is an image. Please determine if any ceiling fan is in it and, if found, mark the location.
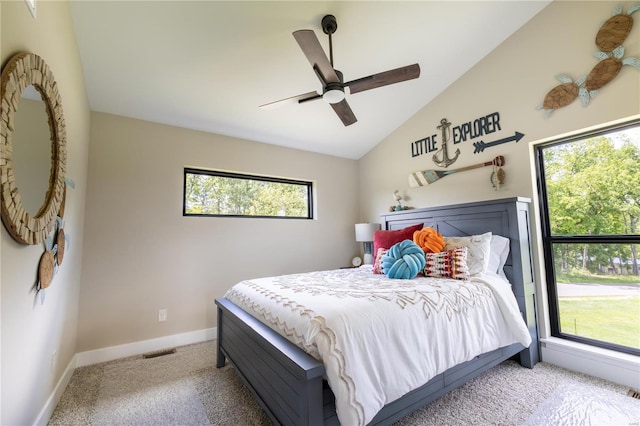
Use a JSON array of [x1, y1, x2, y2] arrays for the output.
[[260, 14, 421, 126]]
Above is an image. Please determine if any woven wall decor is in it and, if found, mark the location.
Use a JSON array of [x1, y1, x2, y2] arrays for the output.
[[38, 250, 55, 289], [0, 52, 67, 244]]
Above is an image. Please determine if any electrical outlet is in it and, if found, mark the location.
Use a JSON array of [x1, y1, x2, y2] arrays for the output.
[[158, 308, 168, 322]]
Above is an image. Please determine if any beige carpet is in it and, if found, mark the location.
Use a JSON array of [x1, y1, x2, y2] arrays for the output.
[[50, 341, 270, 425], [49, 340, 639, 425]]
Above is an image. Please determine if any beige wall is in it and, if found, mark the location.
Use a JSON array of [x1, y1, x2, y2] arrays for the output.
[[358, 1, 640, 339], [1, 1, 90, 425], [77, 112, 359, 351]]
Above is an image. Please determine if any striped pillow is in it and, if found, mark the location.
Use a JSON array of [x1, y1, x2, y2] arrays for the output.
[[423, 247, 470, 280]]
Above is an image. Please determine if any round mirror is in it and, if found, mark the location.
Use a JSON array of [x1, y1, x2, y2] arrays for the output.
[[12, 85, 53, 217], [0, 52, 67, 245]]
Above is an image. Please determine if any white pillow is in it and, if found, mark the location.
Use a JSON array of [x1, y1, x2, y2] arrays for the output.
[[443, 232, 492, 276], [489, 235, 510, 279]]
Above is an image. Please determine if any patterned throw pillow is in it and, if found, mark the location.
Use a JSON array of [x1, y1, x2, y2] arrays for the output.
[[423, 247, 470, 280], [443, 232, 492, 276], [373, 247, 389, 274]]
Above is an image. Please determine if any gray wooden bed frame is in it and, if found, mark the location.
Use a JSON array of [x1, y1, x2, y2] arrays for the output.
[[215, 197, 539, 425]]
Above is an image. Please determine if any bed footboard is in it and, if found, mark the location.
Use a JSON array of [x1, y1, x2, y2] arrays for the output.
[[216, 297, 325, 426]]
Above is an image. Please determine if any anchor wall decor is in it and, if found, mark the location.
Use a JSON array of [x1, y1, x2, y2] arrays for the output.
[[432, 118, 460, 168]]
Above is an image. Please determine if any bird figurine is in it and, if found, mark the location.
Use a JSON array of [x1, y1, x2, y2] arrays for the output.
[[393, 190, 403, 211]]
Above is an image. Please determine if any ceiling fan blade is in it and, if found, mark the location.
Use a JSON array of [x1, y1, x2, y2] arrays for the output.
[[331, 99, 357, 126], [259, 90, 321, 109], [345, 63, 420, 95], [293, 29, 340, 84]]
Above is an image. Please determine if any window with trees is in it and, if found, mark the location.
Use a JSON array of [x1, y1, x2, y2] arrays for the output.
[[183, 168, 313, 219], [536, 120, 639, 355]]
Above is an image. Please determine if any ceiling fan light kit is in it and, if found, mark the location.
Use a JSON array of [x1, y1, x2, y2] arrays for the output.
[[261, 14, 420, 126], [323, 88, 345, 104]]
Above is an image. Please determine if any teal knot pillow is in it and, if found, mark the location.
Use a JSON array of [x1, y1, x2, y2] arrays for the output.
[[382, 240, 426, 279]]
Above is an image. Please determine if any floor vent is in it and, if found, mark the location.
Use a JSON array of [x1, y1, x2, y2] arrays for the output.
[[628, 389, 640, 400], [142, 348, 177, 359]]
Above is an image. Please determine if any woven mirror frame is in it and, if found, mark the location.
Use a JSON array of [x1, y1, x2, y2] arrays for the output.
[[0, 52, 66, 245]]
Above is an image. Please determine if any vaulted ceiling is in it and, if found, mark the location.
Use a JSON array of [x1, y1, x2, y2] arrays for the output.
[[69, 1, 550, 159]]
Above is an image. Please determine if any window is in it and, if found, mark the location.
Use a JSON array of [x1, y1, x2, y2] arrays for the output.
[[535, 120, 639, 355], [183, 168, 313, 219]]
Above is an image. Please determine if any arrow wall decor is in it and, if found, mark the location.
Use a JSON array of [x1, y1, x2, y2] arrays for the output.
[[473, 131, 525, 153]]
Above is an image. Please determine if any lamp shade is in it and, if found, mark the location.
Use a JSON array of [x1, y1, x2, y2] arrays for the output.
[[355, 223, 381, 242]]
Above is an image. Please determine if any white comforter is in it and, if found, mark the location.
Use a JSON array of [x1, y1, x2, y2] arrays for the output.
[[224, 266, 532, 425]]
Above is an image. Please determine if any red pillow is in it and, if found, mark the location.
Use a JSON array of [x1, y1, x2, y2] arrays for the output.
[[373, 223, 423, 259]]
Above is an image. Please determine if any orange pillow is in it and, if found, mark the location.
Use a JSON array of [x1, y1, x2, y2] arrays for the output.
[[413, 227, 445, 253]]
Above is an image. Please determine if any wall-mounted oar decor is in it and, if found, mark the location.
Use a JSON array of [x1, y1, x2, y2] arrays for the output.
[[409, 156, 505, 187]]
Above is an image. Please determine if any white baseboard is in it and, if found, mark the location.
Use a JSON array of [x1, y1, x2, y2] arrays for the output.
[[76, 327, 217, 367], [541, 337, 640, 389], [33, 354, 77, 426]]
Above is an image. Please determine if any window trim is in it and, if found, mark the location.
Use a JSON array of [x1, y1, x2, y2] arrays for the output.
[[183, 167, 314, 219], [535, 119, 640, 356]]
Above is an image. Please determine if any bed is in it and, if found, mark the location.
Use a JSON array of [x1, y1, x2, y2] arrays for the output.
[[215, 197, 539, 425]]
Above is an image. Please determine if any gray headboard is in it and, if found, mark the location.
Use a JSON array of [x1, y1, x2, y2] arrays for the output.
[[380, 197, 539, 366]]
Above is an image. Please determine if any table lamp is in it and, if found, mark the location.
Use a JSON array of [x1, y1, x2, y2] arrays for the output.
[[355, 223, 381, 265]]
